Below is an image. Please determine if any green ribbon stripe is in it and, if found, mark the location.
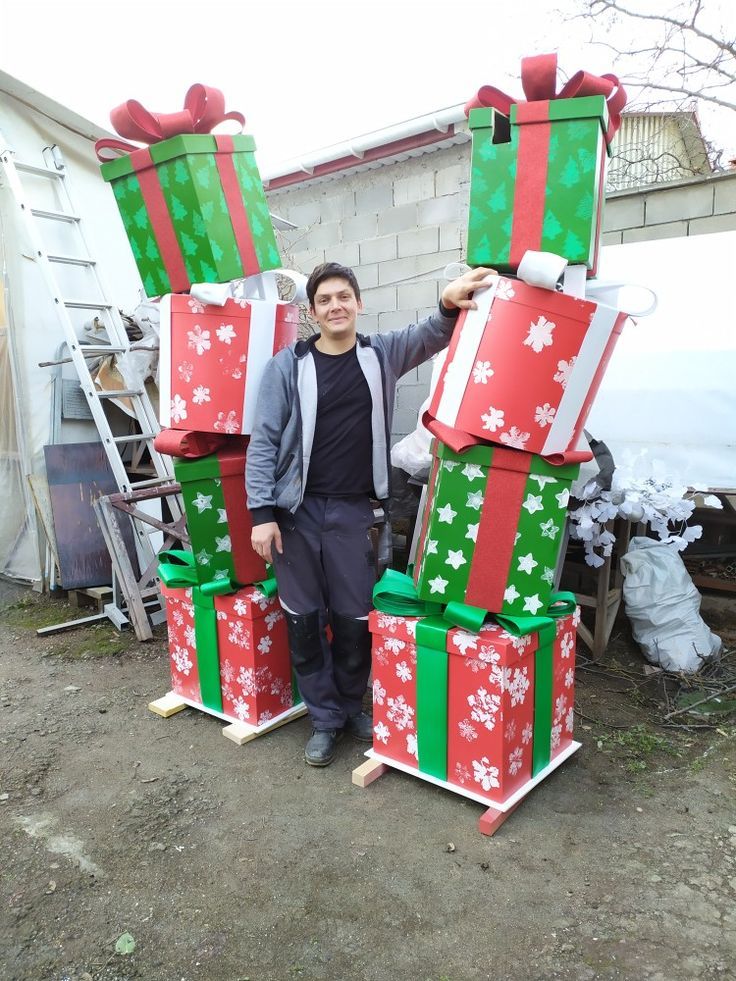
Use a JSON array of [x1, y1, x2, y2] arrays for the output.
[[158, 549, 236, 713], [174, 457, 237, 586], [110, 173, 171, 297]]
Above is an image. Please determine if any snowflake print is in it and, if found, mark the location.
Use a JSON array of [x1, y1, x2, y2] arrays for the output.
[[172, 646, 192, 675], [496, 279, 515, 300], [454, 762, 472, 784], [376, 614, 400, 632], [534, 403, 557, 428], [257, 635, 272, 655], [477, 643, 501, 665], [472, 757, 500, 792], [406, 733, 418, 759], [228, 621, 249, 649], [187, 297, 205, 314], [245, 589, 270, 610], [572, 608, 581, 627], [187, 324, 211, 355], [213, 410, 241, 434], [480, 405, 505, 433], [258, 710, 274, 725], [374, 645, 389, 667], [395, 661, 413, 682], [220, 659, 234, 683], [177, 361, 194, 383], [524, 315, 556, 353], [232, 696, 251, 722], [372, 679, 386, 705], [500, 631, 532, 652], [384, 637, 406, 654], [405, 620, 417, 638], [192, 385, 211, 405], [468, 687, 501, 731], [554, 694, 568, 721], [500, 427, 530, 450], [458, 719, 478, 742], [216, 609, 227, 619], [551, 723, 562, 751], [374, 720, 390, 744], [172, 608, 184, 627], [505, 719, 518, 741], [565, 707, 575, 733], [564, 667, 575, 689], [521, 722, 533, 744], [560, 632, 574, 659], [216, 322, 237, 344], [265, 610, 283, 631], [503, 666, 530, 706], [387, 695, 415, 731], [508, 746, 524, 776], [452, 631, 479, 656], [184, 624, 196, 647], [170, 394, 188, 424], [554, 357, 576, 388], [233, 598, 248, 616], [221, 682, 234, 703], [237, 667, 256, 695], [472, 360, 494, 384]]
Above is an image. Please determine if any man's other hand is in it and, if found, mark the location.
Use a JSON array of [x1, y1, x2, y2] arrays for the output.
[[441, 266, 496, 312], [251, 521, 283, 565]]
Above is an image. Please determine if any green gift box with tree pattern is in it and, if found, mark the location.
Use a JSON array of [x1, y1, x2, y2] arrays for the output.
[[100, 133, 281, 296]]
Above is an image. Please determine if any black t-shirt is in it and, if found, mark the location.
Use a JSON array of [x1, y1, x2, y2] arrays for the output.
[[305, 344, 374, 497]]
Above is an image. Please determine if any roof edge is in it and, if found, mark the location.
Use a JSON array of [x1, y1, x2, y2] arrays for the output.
[[0, 70, 114, 143]]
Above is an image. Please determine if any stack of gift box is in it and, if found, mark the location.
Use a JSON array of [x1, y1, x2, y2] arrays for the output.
[[368, 54, 647, 808], [96, 85, 302, 730]]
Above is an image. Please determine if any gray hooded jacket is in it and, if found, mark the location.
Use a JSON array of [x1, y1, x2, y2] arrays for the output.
[[246, 308, 458, 525]]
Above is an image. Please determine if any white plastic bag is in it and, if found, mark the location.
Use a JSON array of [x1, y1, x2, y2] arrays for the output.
[[620, 537, 721, 673], [390, 349, 448, 480]]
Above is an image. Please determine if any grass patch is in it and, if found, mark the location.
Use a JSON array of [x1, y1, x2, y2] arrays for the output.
[[598, 724, 680, 771]]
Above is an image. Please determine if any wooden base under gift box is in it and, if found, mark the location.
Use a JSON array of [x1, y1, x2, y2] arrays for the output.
[[352, 741, 580, 837], [149, 690, 307, 745]]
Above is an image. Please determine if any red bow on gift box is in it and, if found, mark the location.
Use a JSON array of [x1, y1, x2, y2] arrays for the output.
[[95, 83, 245, 160], [465, 53, 626, 143]]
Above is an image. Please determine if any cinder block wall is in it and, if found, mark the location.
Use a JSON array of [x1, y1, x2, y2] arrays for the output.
[[267, 155, 736, 444]]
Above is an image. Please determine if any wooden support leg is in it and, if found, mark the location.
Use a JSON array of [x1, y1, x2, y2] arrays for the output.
[[352, 758, 389, 788], [148, 692, 187, 718], [478, 798, 522, 837]]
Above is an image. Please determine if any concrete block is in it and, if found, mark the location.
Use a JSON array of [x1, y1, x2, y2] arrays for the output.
[[379, 310, 416, 332], [379, 250, 460, 287], [689, 213, 736, 236], [359, 235, 398, 264], [601, 231, 623, 247], [394, 171, 436, 205], [361, 285, 397, 314], [301, 221, 341, 250], [285, 200, 323, 227], [417, 194, 462, 227], [290, 248, 325, 274], [323, 242, 360, 267], [356, 183, 394, 212], [357, 312, 379, 335], [440, 222, 464, 251], [393, 385, 426, 431], [378, 204, 418, 236], [320, 191, 356, 221], [436, 163, 466, 197], [645, 183, 714, 224], [417, 306, 439, 321], [714, 176, 736, 215], [603, 195, 645, 232], [398, 280, 439, 310], [398, 227, 439, 258], [416, 357, 438, 386], [341, 213, 379, 243], [356, 262, 379, 289], [622, 221, 688, 243]]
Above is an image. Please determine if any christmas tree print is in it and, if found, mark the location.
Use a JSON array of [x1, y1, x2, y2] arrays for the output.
[[133, 205, 149, 229], [250, 213, 264, 239], [170, 195, 188, 222], [192, 211, 207, 239], [174, 159, 189, 185], [575, 192, 593, 221], [559, 157, 580, 188], [488, 185, 507, 213], [563, 229, 584, 259], [547, 131, 559, 163], [194, 158, 212, 189], [542, 210, 563, 241], [145, 236, 159, 261], [478, 139, 498, 163], [577, 146, 596, 174], [180, 232, 199, 257], [210, 240, 224, 263], [199, 259, 217, 281]]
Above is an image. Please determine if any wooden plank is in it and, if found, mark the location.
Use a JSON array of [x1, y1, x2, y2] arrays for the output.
[[222, 704, 308, 745], [95, 496, 152, 641], [478, 798, 523, 837], [148, 692, 188, 718], [36, 612, 110, 636], [352, 758, 389, 788]]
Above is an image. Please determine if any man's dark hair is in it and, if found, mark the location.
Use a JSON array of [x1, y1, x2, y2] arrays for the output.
[[306, 262, 361, 308]]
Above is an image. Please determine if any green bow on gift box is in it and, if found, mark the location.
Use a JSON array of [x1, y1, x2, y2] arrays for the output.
[[372, 569, 577, 781]]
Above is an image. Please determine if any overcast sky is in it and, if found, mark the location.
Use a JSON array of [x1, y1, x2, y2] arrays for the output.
[[2, 0, 735, 170]]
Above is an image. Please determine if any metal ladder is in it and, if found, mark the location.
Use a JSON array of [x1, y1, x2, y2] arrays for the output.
[[0, 137, 180, 601]]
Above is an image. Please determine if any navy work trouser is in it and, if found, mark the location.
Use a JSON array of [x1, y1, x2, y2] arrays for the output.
[[271, 495, 376, 730]]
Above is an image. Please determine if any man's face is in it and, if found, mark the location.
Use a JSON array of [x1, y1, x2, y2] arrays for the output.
[[310, 276, 362, 342]]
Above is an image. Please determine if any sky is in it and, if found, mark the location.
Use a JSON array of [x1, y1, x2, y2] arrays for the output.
[[1, 0, 735, 172]]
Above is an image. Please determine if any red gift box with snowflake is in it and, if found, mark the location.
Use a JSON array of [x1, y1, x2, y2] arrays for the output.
[[426, 275, 629, 465], [369, 602, 579, 806], [159, 293, 299, 434], [160, 576, 298, 728]]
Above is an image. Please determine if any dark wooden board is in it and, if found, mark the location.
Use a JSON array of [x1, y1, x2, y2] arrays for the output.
[[43, 442, 137, 589]]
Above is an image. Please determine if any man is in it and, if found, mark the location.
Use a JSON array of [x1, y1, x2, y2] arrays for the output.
[[246, 261, 493, 766]]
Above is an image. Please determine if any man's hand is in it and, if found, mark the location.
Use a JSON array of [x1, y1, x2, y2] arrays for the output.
[[441, 266, 496, 312], [251, 521, 283, 565]]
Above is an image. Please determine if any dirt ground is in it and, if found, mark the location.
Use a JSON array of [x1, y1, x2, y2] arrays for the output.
[[1, 579, 735, 981]]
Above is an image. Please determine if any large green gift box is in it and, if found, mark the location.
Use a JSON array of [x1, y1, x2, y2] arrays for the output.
[[466, 96, 609, 275], [414, 441, 579, 617], [101, 134, 281, 296]]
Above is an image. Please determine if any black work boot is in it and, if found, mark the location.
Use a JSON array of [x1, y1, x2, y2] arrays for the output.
[[344, 711, 374, 742], [304, 729, 343, 767]]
